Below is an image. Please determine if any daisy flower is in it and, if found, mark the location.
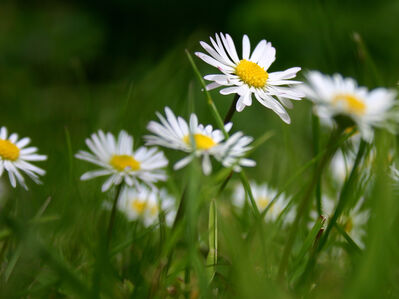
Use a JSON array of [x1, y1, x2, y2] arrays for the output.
[[341, 198, 369, 249], [233, 181, 294, 225], [195, 33, 304, 123], [0, 126, 47, 189], [330, 149, 356, 185], [310, 196, 369, 249], [145, 107, 255, 175], [302, 71, 398, 142], [75, 130, 168, 192], [117, 185, 176, 227]]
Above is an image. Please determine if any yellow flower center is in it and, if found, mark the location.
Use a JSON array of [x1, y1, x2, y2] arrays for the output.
[[344, 217, 353, 233], [149, 204, 159, 216], [332, 94, 366, 115], [257, 197, 270, 210], [131, 200, 147, 215], [110, 155, 140, 171], [183, 134, 216, 150], [235, 59, 268, 88], [0, 139, 20, 161]]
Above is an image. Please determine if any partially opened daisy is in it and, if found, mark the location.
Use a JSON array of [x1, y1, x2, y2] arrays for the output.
[[117, 185, 176, 227], [75, 130, 168, 192], [302, 71, 398, 142], [196, 33, 304, 123], [233, 181, 295, 225], [0, 126, 47, 189], [145, 107, 255, 175]]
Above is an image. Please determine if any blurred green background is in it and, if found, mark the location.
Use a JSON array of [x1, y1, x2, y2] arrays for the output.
[[1, 0, 399, 297]]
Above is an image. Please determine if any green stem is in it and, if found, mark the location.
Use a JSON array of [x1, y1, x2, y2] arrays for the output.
[[224, 94, 239, 124], [240, 172, 261, 218], [277, 128, 343, 281], [106, 182, 124, 248], [312, 114, 322, 215], [317, 140, 367, 252], [297, 141, 366, 289]]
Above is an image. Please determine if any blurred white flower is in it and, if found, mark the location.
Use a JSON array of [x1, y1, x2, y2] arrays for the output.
[[390, 164, 399, 182], [75, 130, 168, 192], [330, 149, 356, 185], [0, 126, 47, 189], [310, 196, 369, 249], [145, 107, 255, 175], [196, 33, 304, 123], [341, 198, 369, 249], [302, 71, 398, 142], [117, 185, 176, 227], [233, 181, 294, 225]]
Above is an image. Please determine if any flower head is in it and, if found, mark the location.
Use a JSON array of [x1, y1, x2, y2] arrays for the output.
[[195, 33, 304, 123], [75, 130, 168, 192], [233, 181, 294, 225], [310, 196, 369, 249], [145, 107, 255, 175], [302, 71, 398, 142], [0, 126, 47, 189], [117, 185, 176, 227]]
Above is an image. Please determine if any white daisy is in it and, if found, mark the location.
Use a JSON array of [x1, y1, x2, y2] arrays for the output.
[[302, 71, 398, 142], [75, 130, 168, 192], [158, 188, 177, 226], [233, 181, 294, 225], [117, 185, 176, 227], [0, 126, 47, 189], [341, 198, 369, 249], [145, 107, 255, 175], [195, 33, 304, 123], [310, 196, 369, 249], [330, 149, 356, 185]]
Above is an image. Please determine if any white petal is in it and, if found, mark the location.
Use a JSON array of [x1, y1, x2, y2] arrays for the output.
[[242, 34, 250, 60]]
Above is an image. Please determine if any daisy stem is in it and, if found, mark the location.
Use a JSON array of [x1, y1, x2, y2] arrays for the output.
[[106, 182, 124, 248], [277, 127, 344, 282], [297, 141, 366, 289], [312, 114, 322, 215], [317, 139, 367, 253], [224, 94, 239, 124]]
